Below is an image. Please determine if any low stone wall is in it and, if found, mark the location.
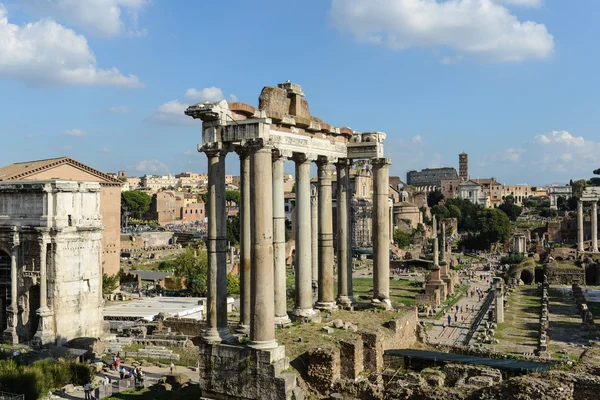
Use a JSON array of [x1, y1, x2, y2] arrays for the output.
[[573, 283, 595, 329], [539, 283, 550, 353], [162, 318, 204, 337], [306, 308, 420, 390], [546, 265, 585, 285]]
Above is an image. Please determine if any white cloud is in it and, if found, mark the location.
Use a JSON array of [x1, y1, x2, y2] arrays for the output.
[[150, 87, 236, 125], [184, 87, 225, 103], [21, 0, 149, 37], [229, 94, 239, 102], [135, 159, 169, 174], [97, 147, 111, 153], [108, 106, 136, 113], [494, 0, 541, 7], [330, 0, 554, 63], [147, 100, 195, 125], [533, 130, 585, 147], [60, 145, 73, 152], [411, 135, 422, 143], [63, 128, 87, 137], [501, 148, 525, 163], [0, 5, 143, 88]]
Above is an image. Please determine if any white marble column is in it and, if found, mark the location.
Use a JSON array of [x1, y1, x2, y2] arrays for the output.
[[440, 220, 446, 264], [236, 149, 251, 334], [432, 215, 439, 267], [249, 144, 277, 349], [578, 200, 584, 252], [293, 154, 317, 318], [273, 152, 291, 326], [372, 158, 391, 308], [311, 186, 318, 292], [316, 157, 336, 310], [34, 236, 54, 344], [203, 147, 229, 343], [3, 233, 18, 344], [593, 202, 598, 253], [336, 159, 351, 306]]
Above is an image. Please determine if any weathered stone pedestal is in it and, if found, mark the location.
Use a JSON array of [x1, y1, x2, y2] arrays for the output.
[[439, 262, 454, 295], [198, 343, 304, 400], [3, 308, 18, 345], [33, 307, 56, 345]]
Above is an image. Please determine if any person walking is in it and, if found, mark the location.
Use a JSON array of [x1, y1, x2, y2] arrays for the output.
[[170, 361, 175, 374], [447, 314, 451, 326], [84, 382, 92, 400]]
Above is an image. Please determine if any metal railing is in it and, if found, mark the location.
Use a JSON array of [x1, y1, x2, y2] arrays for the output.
[[0, 391, 24, 400]]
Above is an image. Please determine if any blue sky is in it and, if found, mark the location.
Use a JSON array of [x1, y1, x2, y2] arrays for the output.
[[1, 0, 599, 186]]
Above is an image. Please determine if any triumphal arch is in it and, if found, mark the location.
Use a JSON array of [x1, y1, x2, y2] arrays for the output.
[[0, 180, 104, 345], [185, 82, 391, 399]]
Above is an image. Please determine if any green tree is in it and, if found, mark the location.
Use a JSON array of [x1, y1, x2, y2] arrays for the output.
[[448, 205, 461, 220], [102, 272, 120, 295], [227, 214, 241, 245], [173, 245, 208, 296], [431, 204, 449, 219], [121, 190, 152, 218], [393, 229, 413, 249], [475, 208, 511, 249], [427, 189, 444, 207], [571, 179, 587, 197], [498, 202, 522, 222], [226, 190, 240, 204], [227, 273, 240, 295]]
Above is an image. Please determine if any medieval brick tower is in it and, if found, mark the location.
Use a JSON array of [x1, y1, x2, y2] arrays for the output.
[[459, 152, 468, 182]]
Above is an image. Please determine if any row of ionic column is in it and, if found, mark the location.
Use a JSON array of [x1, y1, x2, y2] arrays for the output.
[[577, 200, 599, 253], [202, 141, 391, 350]]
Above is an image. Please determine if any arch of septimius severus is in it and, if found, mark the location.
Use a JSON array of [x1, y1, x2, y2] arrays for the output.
[[185, 82, 391, 350]]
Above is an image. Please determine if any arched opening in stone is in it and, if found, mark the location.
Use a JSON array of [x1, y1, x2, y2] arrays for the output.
[[29, 285, 40, 339], [521, 269, 534, 285], [0, 250, 10, 332]]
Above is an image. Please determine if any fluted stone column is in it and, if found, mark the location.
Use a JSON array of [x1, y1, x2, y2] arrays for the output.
[[311, 186, 318, 294], [578, 200, 584, 252], [494, 277, 504, 323], [3, 236, 18, 344], [372, 158, 391, 308], [593, 202, 598, 253], [203, 147, 229, 343], [432, 215, 439, 267], [440, 221, 446, 264], [236, 149, 251, 334], [273, 152, 291, 326], [347, 162, 354, 302], [293, 154, 317, 318], [336, 159, 351, 306], [249, 144, 277, 349], [35, 236, 54, 344], [316, 157, 336, 310]]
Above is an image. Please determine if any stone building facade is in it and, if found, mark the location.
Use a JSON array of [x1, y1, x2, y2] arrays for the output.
[[0, 157, 122, 276], [406, 167, 459, 190], [0, 180, 104, 345]]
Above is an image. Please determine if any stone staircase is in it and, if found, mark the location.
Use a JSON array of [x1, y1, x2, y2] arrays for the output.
[[125, 345, 181, 361]]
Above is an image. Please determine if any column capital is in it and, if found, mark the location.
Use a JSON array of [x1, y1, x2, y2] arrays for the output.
[[272, 149, 293, 161], [292, 152, 317, 164], [246, 138, 274, 153], [335, 158, 352, 168], [316, 155, 337, 166], [371, 157, 392, 167], [200, 142, 227, 157]]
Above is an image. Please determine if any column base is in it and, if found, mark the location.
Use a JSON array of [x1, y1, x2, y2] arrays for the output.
[[33, 307, 55, 346], [274, 315, 292, 327], [248, 339, 279, 350], [293, 307, 319, 319], [3, 328, 18, 345], [203, 327, 234, 344], [336, 295, 353, 308], [372, 298, 392, 310], [315, 301, 338, 311]]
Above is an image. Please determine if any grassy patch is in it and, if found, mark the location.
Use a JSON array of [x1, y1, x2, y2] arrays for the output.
[[350, 278, 420, 307], [106, 384, 201, 400], [119, 344, 198, 367]]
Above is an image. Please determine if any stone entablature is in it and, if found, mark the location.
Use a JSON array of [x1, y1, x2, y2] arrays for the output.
[[0, 180, 104, 345]]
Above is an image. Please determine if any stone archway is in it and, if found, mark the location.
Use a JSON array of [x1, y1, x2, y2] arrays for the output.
[[521, 269, 534, 285], [0, 250, 10, 333]]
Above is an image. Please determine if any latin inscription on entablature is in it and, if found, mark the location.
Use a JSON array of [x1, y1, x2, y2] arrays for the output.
[[222, 122, 261, 142], [269, 130, 347, 158], [347, 143, 384, 160], [0, 193, 44, 217]]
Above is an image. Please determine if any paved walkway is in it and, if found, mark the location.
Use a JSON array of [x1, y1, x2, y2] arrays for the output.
[[426, 273, 494, 346]]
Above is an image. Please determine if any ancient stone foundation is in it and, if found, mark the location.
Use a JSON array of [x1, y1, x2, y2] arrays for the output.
[[197, 343, 304, 400]]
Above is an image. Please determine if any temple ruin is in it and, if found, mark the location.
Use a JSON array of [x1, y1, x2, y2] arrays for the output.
[[577, 187, 600, 253], [184, 82, 392, 399]]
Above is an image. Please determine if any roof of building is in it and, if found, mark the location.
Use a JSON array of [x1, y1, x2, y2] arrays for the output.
[[472, 178, 498, 185], [0, 157, 122, 185], [127, 270, 170, 281], [460, 179, 482, 187]]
